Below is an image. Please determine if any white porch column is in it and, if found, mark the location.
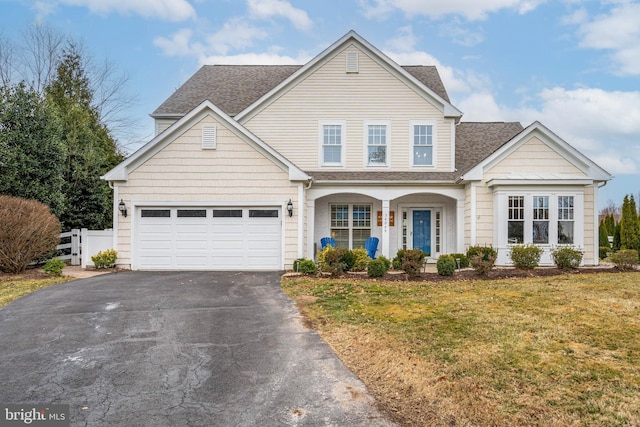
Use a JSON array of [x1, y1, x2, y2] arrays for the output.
[[306, 199, 315, 260], [382, 199, 390, 258], [456, 196, 465, 253]]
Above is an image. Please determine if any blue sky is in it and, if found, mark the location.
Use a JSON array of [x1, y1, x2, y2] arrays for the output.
[[1, 0, 639, 209]]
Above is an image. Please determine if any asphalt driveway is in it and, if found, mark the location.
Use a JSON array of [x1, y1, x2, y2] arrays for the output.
[[0, 271, 394, 426]]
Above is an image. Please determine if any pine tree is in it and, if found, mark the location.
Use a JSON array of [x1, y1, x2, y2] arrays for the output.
[[620, 195, 640, 252]]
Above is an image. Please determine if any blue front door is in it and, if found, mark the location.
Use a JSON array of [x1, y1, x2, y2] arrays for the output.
[[412, 210, 431, 256]]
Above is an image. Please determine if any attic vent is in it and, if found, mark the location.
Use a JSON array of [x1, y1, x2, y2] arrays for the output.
[[202, 125, 217, 149], [346, 51, 359, 73]]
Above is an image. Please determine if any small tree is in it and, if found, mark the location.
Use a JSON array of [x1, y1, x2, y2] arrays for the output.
[[0, 195, 61, 273], [620, 195, 640, 253]]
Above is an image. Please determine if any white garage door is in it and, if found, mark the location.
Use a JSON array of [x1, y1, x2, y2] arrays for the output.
[[136, 207, 282, 270]]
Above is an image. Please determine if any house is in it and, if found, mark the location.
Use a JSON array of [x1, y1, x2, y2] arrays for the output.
[[102, 31, 612, 270]]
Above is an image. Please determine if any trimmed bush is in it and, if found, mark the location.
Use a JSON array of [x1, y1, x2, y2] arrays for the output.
[[367, 256, 391, 278], [351, 248, 370, 271], [43, 258, 65, 276], [599, 246, 612, 260], [91, 249, 118, 269], [393, 249, 426, 277], [449, 253, 469, 269], [467, 245, 497, 277], [341, 249, 356, 272], [318, 246, 347, 277], [609, 249, 638, 271], [551, 246, 583, 270], [509, 245, 543, 270], [436, 255, 456, 276], [298, 259, 318, 275], [0, 195, 61, 274]]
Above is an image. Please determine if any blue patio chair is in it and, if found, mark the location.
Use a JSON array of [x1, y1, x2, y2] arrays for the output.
[[320, 237, 336, 249], [365, 237, 379, 259]]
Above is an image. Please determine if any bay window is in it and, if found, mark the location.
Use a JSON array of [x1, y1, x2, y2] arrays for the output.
[[532, 196, 549, 244], [558, 196, 574, 244], [508, 196, 524, 244]]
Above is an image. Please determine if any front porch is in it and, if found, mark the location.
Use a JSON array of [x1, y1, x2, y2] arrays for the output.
[[305, 186, 465, 261]]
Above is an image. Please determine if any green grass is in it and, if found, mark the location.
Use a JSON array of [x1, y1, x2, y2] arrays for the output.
[[0, 272, 73, 308], [283, 272, 640, 426]]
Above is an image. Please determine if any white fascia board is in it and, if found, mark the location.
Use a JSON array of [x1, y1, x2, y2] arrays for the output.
[[102, 100, 309, 183], [460, 121, 612, 183], [235, 30, 462, 123]]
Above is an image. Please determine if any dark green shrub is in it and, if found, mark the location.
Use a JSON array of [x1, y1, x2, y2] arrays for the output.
[[551, 246, 583, 270], [0, 195, 61, 274], [293, 258, 303, 272], [392, 250, 406, 270], [394, 249, 426, 278], [318, 246, 347, 277], [436, 255, 456, 276], [351, 248, 370, 271], [609, 249, 638, 271], [367, 256, 390, 278], [91, 249, 117, 268], [341, 250, 356, 272], [298, 259, 318, 275], [599, 246, 611, 260], [449, 254, 469, 269], [509, 245, 543, 269], [43, 258, 65, 276], [467, 245, 497, 277]]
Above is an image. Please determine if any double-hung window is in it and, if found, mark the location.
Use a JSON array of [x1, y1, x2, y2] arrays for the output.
[[366, 122, 389, 166], [508, 196, 524, 244], [320, 121, 344, 166], [558, 196, 574, 244], [330, 204, 371, 249], [412, 123, 433, 166], [532, 196, 549, 244]]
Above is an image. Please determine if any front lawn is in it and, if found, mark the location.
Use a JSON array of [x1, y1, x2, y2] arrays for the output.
[[0, 271, 73, 308], [282, 271, 640, 426]]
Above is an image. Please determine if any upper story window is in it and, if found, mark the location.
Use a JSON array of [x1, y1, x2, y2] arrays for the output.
[[319, 121, 345, 167], [412, 123, 434, 166], [366, 122, 389, 166]]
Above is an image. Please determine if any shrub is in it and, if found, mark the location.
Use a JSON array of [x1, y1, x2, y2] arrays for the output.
[[551, 246, 583, 270], [609, 249, 638, 271], [43, 258, 66, 276], [91, 249, 118, 269], [293, 258, 303, 272], [298, 259, 318, 275], [599, 246, 612, 260], [467, 245, 497, 277], [351, 248, 370, 271], [449, 254, 469, 269], [0, 195, 61, 274], [393, 249, 426, 278], [318, 246, 347, 277], [509, 245, 543, 270], [436, 255, 456, 276], [367, 256, 391, 278], [341, 249, 356, 272]]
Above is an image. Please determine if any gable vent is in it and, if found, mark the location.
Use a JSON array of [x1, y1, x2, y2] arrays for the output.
[[346, 51, 359, 73], [202, 125, 217, 149]]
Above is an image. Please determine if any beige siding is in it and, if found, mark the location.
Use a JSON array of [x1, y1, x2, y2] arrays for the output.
[[475, 183, 494, 245], [486, 137, 585, 179], [155, 119, 177, 135], [244, 44, 454, 172], [464, 184, 471, 247], [116, 115, 298, 268]]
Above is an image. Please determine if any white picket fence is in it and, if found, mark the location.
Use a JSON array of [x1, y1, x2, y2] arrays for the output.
[[57, 229, 114, 268]]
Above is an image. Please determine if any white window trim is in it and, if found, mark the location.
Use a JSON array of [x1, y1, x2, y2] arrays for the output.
[[318, 120, 346, 168], [363, 120, 391, 168], [329, 203, 372, 249], [409, 120, 437, 168]]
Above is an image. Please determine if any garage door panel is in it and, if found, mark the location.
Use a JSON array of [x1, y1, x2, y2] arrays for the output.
[[136, 207, 281, 270]]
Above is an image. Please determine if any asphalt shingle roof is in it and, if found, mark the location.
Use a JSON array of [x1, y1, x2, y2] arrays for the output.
[[152, 65, 451, 118]]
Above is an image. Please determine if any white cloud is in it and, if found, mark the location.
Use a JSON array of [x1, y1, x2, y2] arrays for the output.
[[247, 0, 312, 30], [199, 52, 311, 65], [438, 18, 484, 46], [205, 18, 270, 55], [154, 29, 199, 57], [60, 0, 196, 21], [360, 0, 545, 21], [572, 2, 640, 76]]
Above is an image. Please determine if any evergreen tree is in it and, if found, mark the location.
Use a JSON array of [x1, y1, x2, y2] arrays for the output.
[[0, 82, 65, 216], [620, 194, 640, 252], [599, 221, 610, 249], [45, 44, 123, 230]]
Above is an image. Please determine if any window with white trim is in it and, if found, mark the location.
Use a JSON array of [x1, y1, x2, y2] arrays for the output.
[[366, 123, 388, 166], [508, 196, 524, 244], [322, 124, 343, 165], [330, 204, 371, 249], [532, 196, 549, 244], [412, 124, 433, 166], [558, 196, 574, 244]]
